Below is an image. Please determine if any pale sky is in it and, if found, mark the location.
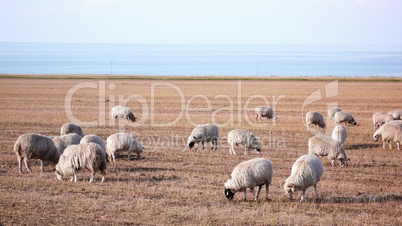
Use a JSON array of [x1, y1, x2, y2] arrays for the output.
[[1, 0, 401, 45]]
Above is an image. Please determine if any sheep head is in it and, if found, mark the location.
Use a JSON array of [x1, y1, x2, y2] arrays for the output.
[[284, 182, 296, 200], [126, 113, 136, 123], [55, 170, 63, 181], [273, 114, 278, 122], [187, 136, 197, 149], [224, 188, 235, 201]]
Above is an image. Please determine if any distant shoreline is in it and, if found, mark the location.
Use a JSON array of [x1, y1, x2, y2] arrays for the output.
[[0, 73, 401, 82]]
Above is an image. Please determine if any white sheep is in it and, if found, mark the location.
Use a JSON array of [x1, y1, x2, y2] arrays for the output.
[[55, 143, 107, 183], [227, 129, 261, 155], [373, 123, 402, 150], [331, 125, 347, 145], [284, 154, 324, 202], [224, 158, 273, 201], [80, 134, 106, 153], [110, 105, 136, 123], [60, 123, 85, 137], [308, 135, 349, 167], [255, 106, 277, 122], [106, 133, 143, 161], [334, 111, 357, 126], [14, 133, 61, 173], [388, 109, 402, 120], [372, 112, 394, 130], [52, 133, 82, 154], [327, 107, 342, 121], [187, 124, 219, 150], [306, 111, 326, 131]]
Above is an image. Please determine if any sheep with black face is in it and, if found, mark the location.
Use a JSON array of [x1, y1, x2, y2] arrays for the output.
[[187, 124, 219, 150], [224, 158, 273, 201]]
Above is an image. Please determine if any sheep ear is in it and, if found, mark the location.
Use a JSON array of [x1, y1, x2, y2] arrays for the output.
[[193, 136, 197, 139]]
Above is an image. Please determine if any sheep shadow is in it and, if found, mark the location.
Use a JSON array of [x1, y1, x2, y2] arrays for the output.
[[321, 194, 402, 204], [348, 143, 380, 150], [107, 174, 180, 183]]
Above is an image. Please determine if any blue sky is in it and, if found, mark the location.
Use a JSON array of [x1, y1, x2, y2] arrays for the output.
[[1, 0, 401, 45]]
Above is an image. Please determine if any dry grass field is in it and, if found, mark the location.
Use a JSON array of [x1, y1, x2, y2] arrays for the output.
[[0, 76, 401, 225]]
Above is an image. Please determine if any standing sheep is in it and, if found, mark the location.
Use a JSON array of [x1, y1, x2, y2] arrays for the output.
[[308, 135, 349, 167], [331, 125, 347, 145], [106, 133, 143, 161], [60, 123, 85, 137], [388, 109, 402, 120], [55, 143, 107, 183], [334, 111, 357, 126], [327, 107, 342, 121], [306, 111, 326, 131], [80, 134, 106, 153], [284, 154, 324, 202], [14, 133, 61, 173], [255, 106, 277, 122], [111, 105, 136, 123], [373, 123, 402, 150], [224, 158, 273, 201], [227, 129, 261, 155], [187, 124, 219, 150], [372, 112, 394, 130], [52, 133, 82, 154]]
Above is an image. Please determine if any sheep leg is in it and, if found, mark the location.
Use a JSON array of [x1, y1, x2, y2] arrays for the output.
[[383, 140, 386, 149], [388, 140, 392, 149], [331, 159, 335, 167], [230, 146, 236, 155], [300, 190, 306, 202], [202, 141, 205, 150], [194, 143, 198, 151], [243, 191, 247, 201], [17, 156, 23, 174], [254, 185, 262, 201], [24, 158, 32, 173], [73, 173, 77, 183], [244, 147, 248, 155], [210, 141, 214, 150], [89, 172, 95, 183], [40, 160, 45, 172], [250, 187, 257, 201], [314, 184, 319, 200], [397, 142, 400, 151], [265, 184, 269, 201]]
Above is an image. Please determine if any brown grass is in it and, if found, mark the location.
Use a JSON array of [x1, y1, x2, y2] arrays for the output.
[[0, 77, 401, 225]]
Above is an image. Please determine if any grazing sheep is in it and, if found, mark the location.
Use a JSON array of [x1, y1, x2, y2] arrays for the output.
[[52, 133, 82, 154], [308, 135, 349, 167], [372, 112, 394, 130], [284, 154, 324, 202], [327, 107, 342, 121], [106, 133, 143, 161], [373, 123, 402, 150], [55, 143, 107, 183], [224, 158, 273, 201], [187, 124, 219, 150], [60, 123, 85, 137], [388, 110, 402, 120], [331, 125, 347, 145], [227, 129, 261, 155], [14, 133, 61, 173], [111, 105, 136, 123], [306, 111, 326, 130], [334, 111, 357, 126], [80, 134, 106, 153], [255, 106, 277, 122]]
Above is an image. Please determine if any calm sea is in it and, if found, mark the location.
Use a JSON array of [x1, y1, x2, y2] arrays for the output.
[[0, 42, 401, 77]]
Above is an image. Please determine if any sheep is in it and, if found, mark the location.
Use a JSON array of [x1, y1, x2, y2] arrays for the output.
[[52, 133, 82, 154], [13, 133, 61, 173], [80, 134, 106, 153], [283, 154, 324, 202], [372, 112, 394, 130], [334, 111, 357, 126], [224, 158, 273, 201], [106, 133, 143, 162], [373, 123, 402, 150], [55, 143, 107, 183], [60, 123, 85, 137], [388, 109, 402, 120], [306, 111, 326, 131], [255, 106, 277, 122], [331, 125, 347, 145], [327, 107, 342, 121], [227, 129, 261, 155], [111, 105, 136, 123], [308, 135, 349, 167], [187, 124, 219, 150]]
